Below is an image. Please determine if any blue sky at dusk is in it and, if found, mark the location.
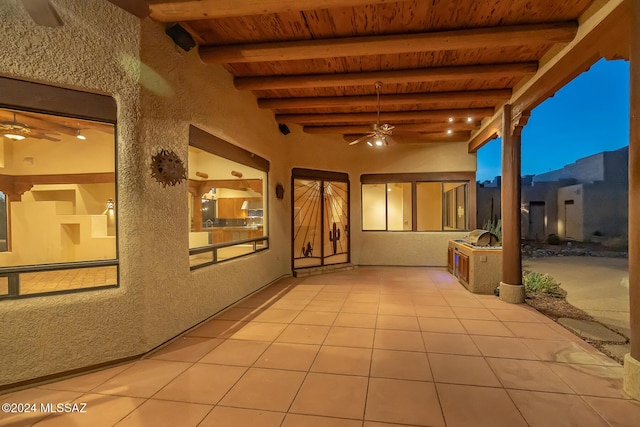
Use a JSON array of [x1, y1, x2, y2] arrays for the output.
[[476, 59, 630, 182]]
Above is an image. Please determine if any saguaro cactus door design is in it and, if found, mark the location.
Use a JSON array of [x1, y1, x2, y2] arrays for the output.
[[292, 170, 349, 269]]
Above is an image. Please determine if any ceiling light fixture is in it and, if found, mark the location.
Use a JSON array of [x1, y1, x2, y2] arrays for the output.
[[106, 198, 115, 210], [448, 117, 454, 123], [76, 130, 86, 140], [466, 117, 473, 123], [1, 112, 31, 141], [447, 129, 453, 135]]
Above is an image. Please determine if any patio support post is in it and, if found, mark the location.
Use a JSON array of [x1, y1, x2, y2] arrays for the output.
[[499, 104, 527, 303], [624, 0, 640, 400]]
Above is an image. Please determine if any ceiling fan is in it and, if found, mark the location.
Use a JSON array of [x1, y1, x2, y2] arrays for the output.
[[20, 0, 149, 27], [349, 81, 398, 147]]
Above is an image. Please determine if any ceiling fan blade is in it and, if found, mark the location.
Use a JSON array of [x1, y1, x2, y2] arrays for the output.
[[106, 0, 150, 18], [21, 0, 63, 27], [348, 133, 374, 146], [385, 135, 398, 146]]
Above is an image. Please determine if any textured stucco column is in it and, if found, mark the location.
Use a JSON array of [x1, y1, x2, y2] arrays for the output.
[[625, 0, 640, 401], [499, 104, 524, 303]]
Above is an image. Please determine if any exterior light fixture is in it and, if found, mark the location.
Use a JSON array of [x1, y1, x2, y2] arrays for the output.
[[76, 130, 86, 140], [106, 198, 115, 210]]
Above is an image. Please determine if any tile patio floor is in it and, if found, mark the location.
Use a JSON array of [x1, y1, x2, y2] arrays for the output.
[[2, 267, 640, 426]]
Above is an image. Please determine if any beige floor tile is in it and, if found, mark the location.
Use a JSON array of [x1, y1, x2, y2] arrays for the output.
[[364, 422, 426, 427], [292, 311, 338, 326], [153, 363, 246, 404], [253, 309, 301, 323], [414, 305, 455, 317], [583, 396, 640, 427], [508, 389, 609, 427], [452, 307, 498, 320], [423, 332, 481, 356], [471, 336, 539, 359], [346, 293, 379, 303], [39, 364, 133, 393], [489, 308, 542, 322], [411, 296, 449, 307], [334, 312, 377, 328], [0, 389, 85, 426], [276, 324, 330, 345], [377, 304, 415, 316], [370, 349, 432, 381], [547, 363, 627, 398], [444, 297, 484, 308], [199, 339, 269, 366], [91, 360, 190, 398], [199, 406, 285, 427], [115, 399, 211, 427], [230, 322, 288, 341], [365, 378, 444, 426], [324, 327, 375, 348], [305, 301, 344, 312], [374, 330, 425, 352], [187, 319, 246, 338], [31, 393, 144, 427], [504, 322, 565, 339], [341, 302, 379, 314], [460, 319, 515, 337], [376, 315, 420, 331], [429, 353, 501, 387], [311, 346, 372, 376], [216, 307, 262, 321], [254, 342, 320, 371], [437, 383, 528, 427], [290, 373, 368, 419], [486, 358, 574, 393], [149, 337, 223, 363], [418, 317, 467, 334], [219, 368, 306, 411], [282, 413, 362, 427], [521, 338, 602, 364]]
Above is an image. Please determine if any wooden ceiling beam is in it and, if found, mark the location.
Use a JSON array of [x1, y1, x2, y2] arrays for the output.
[[149, 0, 411, 22], [277, 108, 494, 125], [258, 89, 511, 110], [343, 132, 472, 143], [201, 22, 577, 64], [306, 122, 480, 135], [235, 62, 537, 90]]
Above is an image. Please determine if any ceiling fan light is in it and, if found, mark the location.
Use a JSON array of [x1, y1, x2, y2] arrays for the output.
[[375, 139, 384, 146], [367, 141, 373, 146], [76, 130, 86, 140], [4, 133, 26, 141]]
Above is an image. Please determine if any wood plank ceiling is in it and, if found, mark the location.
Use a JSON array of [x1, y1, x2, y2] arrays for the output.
[[148, 0, 594, 145]]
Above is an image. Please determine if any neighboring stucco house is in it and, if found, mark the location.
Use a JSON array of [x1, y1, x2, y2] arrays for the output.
[[477, 146, 629, 242]]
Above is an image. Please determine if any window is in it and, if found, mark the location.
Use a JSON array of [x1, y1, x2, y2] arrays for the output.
[[188, 126, 269, 269], [361, 173, 474, 231], [0, 77, 118, 299]]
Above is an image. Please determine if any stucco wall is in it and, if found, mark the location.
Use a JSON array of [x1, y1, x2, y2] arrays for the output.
[[0, 0, 477, 386]]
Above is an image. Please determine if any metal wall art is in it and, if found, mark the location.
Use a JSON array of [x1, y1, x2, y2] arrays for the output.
[[150, 149, 187, 187]]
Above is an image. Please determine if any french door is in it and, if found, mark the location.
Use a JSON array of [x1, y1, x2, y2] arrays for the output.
[[292, 169, 350, 270]]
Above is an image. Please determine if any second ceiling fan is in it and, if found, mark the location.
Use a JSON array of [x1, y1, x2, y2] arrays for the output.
[[349, 82, 397, 147]]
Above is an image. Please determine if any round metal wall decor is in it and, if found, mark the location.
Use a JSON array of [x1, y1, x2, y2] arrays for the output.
[[150, 149, 187, 187]]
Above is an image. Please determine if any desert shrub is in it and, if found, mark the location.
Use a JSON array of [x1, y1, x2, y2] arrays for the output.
[[546, 233, 561, 245], [523, 270, 562, 297]]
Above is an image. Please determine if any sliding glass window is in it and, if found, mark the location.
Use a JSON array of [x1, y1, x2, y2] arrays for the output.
[[0, 89, 118, 300], [361, 173, 474, 232], [188, 126, 269, 270]]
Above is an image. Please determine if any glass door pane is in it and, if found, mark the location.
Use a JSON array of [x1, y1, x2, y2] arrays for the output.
[[293, 179, 322, 269], [323, 181, 349, 265]]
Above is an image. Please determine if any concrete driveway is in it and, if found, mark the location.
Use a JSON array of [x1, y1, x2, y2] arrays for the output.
[[523, 256, 630, 337]]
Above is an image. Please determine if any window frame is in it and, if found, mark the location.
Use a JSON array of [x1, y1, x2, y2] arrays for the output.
[[188, 125, 270, 270], [360, 172, 476, 232], [0, 77, 119, 300]]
